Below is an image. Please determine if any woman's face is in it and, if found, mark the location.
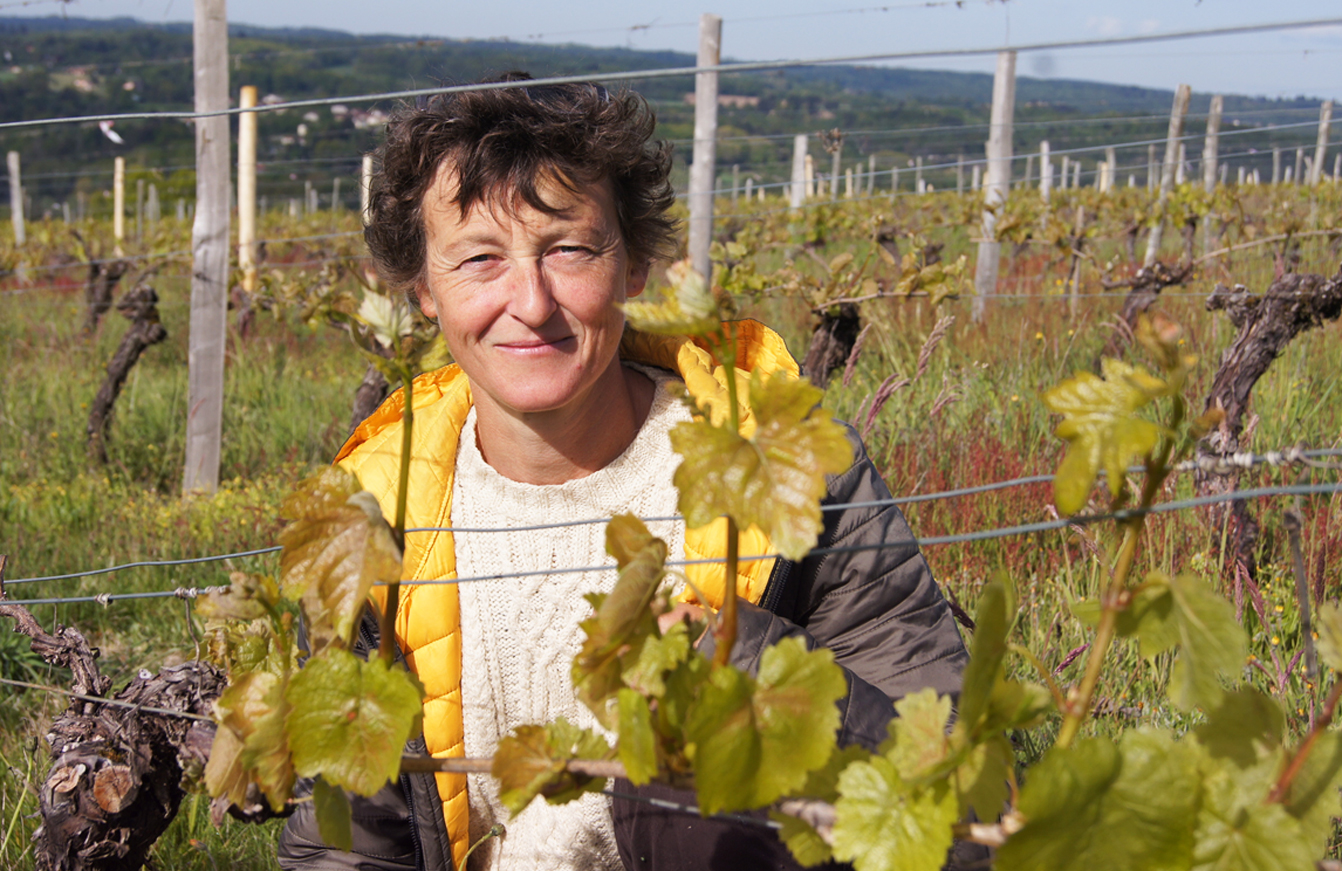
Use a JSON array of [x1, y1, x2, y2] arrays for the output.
[[415, 168, 648, 422]]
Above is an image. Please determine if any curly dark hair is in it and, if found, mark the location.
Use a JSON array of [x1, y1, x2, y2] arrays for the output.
[[364, 72, 677, 302]]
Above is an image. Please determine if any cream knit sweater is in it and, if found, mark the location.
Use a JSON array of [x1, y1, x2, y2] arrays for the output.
[[453, 366, 689, 871]]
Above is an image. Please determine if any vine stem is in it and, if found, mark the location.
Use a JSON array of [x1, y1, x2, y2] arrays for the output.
[[380, 372, 413, 665], [400, 755, 627, 779], [1054, 449, 1170, 749], [713, 322, 742, 669], [1267, 679, 1342, 804]]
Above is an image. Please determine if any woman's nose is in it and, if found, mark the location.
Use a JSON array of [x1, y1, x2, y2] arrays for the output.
[[507, 259, 559, 327]]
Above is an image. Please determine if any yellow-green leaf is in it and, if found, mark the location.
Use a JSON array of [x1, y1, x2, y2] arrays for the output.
[[492, 718, 611, 815], [1044, 359, 1166, 515], [196, 571, 280, 623], [205, 669, 295, 812], [884, 688, 951, 781], [312, 776, 353, 852], [671, 372, 853, 560], [1165, 573, 1245, 712], [278, 468, 402, 654], [832, 755, 957, 871], [1315, 602, 1342, 672], [687, 638, 846, 813], [285, 648, 423, 796], [623, 260, 720, 337], [617, 688, 659, 785]]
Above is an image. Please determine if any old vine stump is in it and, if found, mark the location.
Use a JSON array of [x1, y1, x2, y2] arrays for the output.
[[0, 601, 224, 871], [86, 279, 168, 464], [1197, 267, 1342, 576]]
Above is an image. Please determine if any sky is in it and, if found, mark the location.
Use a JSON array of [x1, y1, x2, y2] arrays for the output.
[[4, 0, 1341, 101]]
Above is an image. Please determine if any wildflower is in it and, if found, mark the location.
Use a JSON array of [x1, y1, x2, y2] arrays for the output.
[[1035, 331, 1044, 341], [1271, 636, 1280, 646], [1010, 395, 1020, 403], [1274, 604, 1284, 613]]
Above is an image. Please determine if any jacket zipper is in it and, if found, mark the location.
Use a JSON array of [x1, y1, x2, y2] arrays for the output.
[[759, 557, 793, 614]]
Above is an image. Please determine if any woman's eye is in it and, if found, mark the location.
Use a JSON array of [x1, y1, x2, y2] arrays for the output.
[[463, 253, 493, 264]]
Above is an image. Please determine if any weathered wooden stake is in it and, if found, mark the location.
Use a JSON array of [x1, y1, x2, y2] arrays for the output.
[[1203, 94, 1223, 194], [867, 154, 876, 195], [1294, 146, 1305, 186], [789, 135, 807, 209], [972, 50, 1016, 323], [1039, 141, 1051, 201], [1143, 83, 1190, 268], [238, 84, 258, 294], [687, 12, 722, 282], [113, 156, 125, 257], [6, 150, 23, 246], [183, 0, 230, 495], [914, 155, 924, 194], [1310, 100, 1333, 186], [360, 154, 374, 225]]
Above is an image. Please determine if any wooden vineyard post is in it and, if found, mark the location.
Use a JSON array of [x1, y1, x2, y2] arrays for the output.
[[1202, 94, 1223, 194], [1143, 83, 1190, 268], [805, 153, 815, 200], [360, 153, 374, 225], [915, 155, 924, 194], [867, 154, 876, 195], [956, 154, 964, 195], [790, 134, 807, 210], [1310, 100, 1333, 186], [6, 150, 23, 247], [1148, 144, 1158, 191], [1105, 146, 1117, 192], [687, 12, 722, 282], [731, 164, 740, 204], [113, 156, 125, 257], [1039, 141, 1051, 201], [973, 49, 1016, 323], [183, 0, 229, 495], [238, 85, 257, 293], [1294, 147, 1305, 186], [1273, 146, 1282, 185]]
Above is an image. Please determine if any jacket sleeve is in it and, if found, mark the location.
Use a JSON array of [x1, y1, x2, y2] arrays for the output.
[[277, 778, 418, 871], [779, 423, 969, 704]]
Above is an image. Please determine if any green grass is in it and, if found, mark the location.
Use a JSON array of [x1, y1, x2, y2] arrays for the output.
[[3, 193, 1342, 866]]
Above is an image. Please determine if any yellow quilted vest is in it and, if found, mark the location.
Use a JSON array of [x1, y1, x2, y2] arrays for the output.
[[334, 321, 797, 866]]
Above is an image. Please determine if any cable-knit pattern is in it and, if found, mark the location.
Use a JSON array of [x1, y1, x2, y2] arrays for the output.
[[453, 367, 689, 871]]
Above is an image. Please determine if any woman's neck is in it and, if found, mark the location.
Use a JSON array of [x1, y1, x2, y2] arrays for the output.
[[470, 362, 656, 485]]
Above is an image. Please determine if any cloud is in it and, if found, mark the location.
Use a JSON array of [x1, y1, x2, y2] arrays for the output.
[[1085, 16, 1124, 37], [1138, 19, 1161, 35]]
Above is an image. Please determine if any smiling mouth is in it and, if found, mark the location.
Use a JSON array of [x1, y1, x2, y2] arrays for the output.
[[496, 337, 576, 351]]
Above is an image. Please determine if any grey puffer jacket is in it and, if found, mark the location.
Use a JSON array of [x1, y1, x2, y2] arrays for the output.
[[277, 426, 970, 871]]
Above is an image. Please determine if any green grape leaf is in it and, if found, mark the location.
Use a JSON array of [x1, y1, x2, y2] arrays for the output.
[[492, 718, 612, 815], [279, 468, 402, 654], [832, 755, 957, 871], [884, 688, 951, 781], [205, 669, 294, 811], [687, 638, 846, 813], [1194, 797, 1314, 871], [1165, 573, 1245, 711], [655, 644, 711, 740], [617, 688, 659, 785], [1282, 730, 1342, 852], [1194, 689, 1285, 768], [956, 579, 1014, 737], [800, 743, 873, 802], [622, 620, 691, 699], [622, 260, 720, 336], [1314, 602, 1342, 672], [312, 776, 353, 853], [952, 735, 1012, 821], [196, 571, 280, 623], [572, 516, 668, 725], [998, 731, 1200, 871], [1071, 574, 1178, 658], [1043, 359, 1165, 515], [670, 373, 854, 560], [285, 648, 423, 796], [982, 679, 1054, 734], [770, 809, 834, 868]]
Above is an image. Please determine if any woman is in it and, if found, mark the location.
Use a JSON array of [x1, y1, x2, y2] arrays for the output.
[[279, 74, 969, 871]]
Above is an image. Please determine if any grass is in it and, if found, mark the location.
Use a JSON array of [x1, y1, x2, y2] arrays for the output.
[[3, 190, 1342, 866]]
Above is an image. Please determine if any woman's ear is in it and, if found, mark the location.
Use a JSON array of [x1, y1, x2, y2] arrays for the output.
[[626, 260, 651, 299], [414, 279, 439, 319]]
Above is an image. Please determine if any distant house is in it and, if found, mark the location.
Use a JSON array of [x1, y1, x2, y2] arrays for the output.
[[683, 93, 761, 108]]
